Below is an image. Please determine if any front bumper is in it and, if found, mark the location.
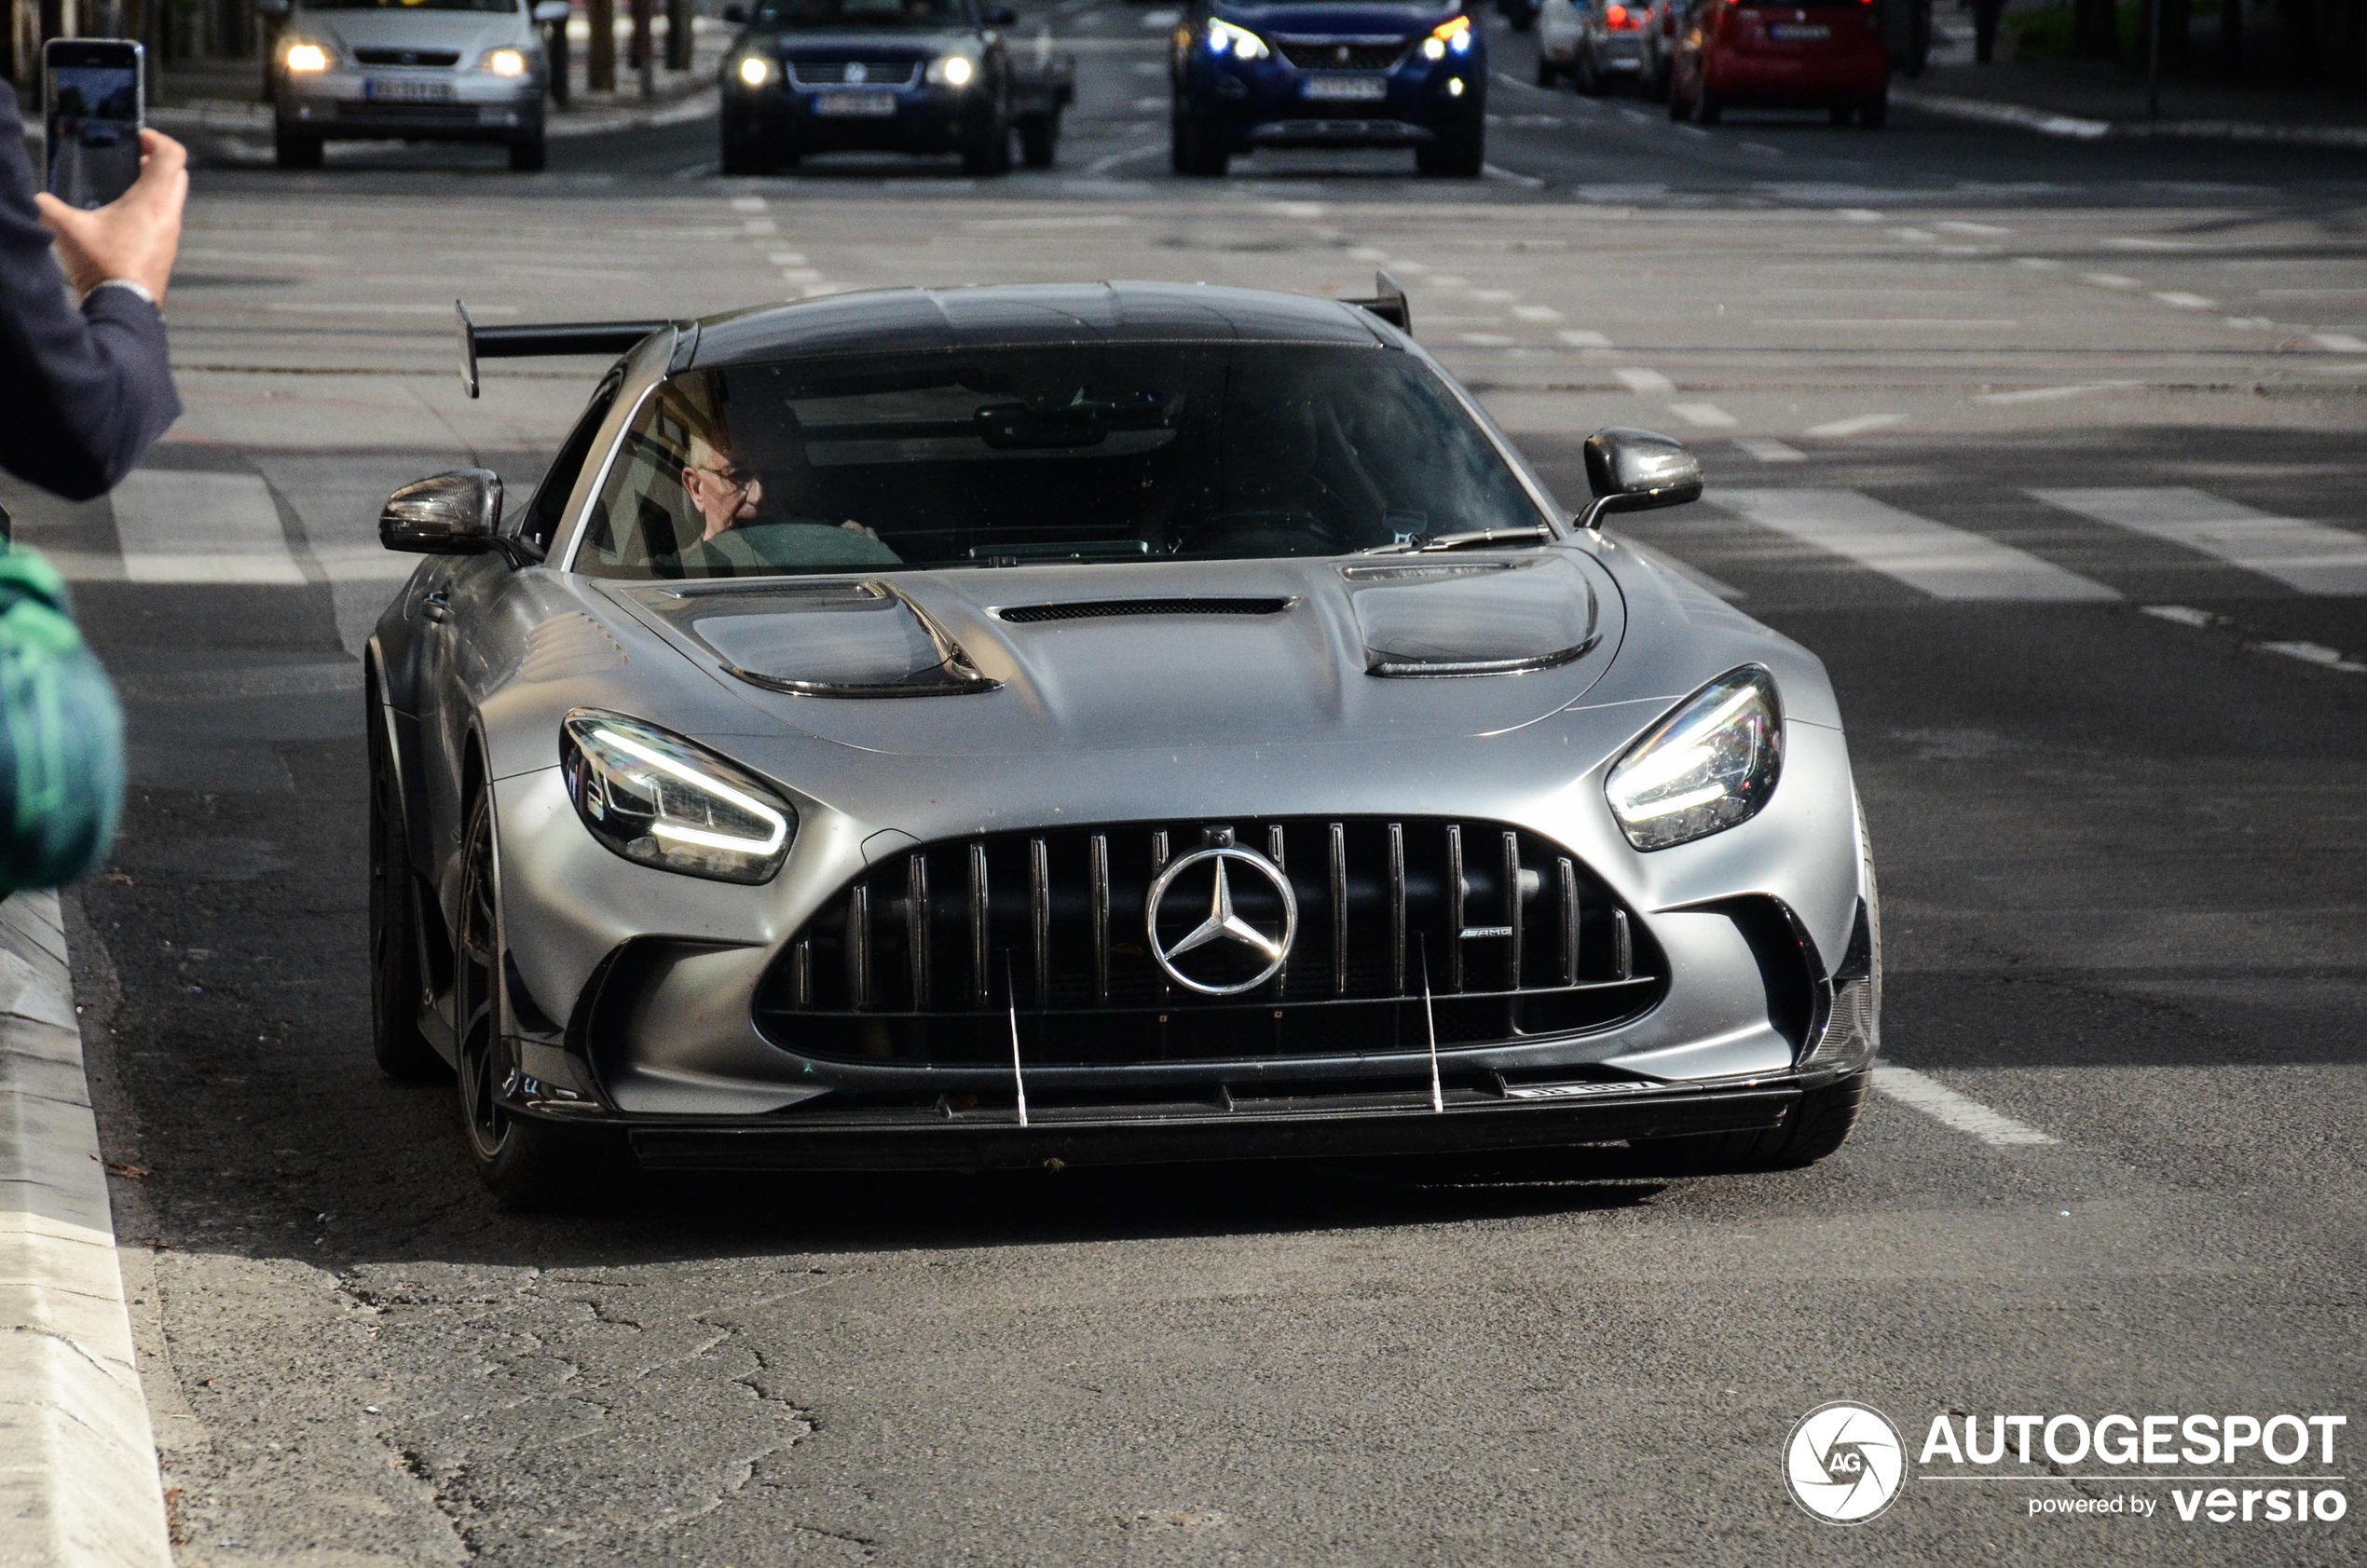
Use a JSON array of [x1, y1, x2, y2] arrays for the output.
[[1181, 50, 1484, 151], [727, 82, 994, 152], [279, 69, 543, 140], [1706, 48, 1888, 102]]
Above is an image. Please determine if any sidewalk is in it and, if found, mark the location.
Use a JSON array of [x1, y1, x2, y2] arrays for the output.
[[140, 15, 723, 143], [1897, 9, 2367, 147]]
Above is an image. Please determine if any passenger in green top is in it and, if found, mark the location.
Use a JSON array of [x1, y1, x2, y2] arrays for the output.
[[675, 412, 899, 577], [0, 534, 122, 893]]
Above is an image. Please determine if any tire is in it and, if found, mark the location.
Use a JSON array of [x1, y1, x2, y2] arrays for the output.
[[1830, 103, 1854, 125], [1653, 1070, 1874, 1174], [1170, 110, 1228, 176], [1415, 124, 1485, 176], [507, 129, 547, 172], [1858, 93, 1887, 128], [367, 685, 441, 1083], [1018, 111, 1059, 169], [274, 124, 323, 170], [961, 116, 1012, 175], [719, 121, 774, 175], [452, 790, 612, 1209]]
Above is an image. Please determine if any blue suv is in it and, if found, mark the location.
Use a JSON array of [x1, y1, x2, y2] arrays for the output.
[[1171, 0, 1485, 177]]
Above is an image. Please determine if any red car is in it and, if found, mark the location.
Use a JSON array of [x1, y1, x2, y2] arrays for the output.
[[1667, 0, 1888, 126]]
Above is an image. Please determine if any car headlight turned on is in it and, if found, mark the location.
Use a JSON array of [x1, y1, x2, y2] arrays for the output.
[[1206, 17, 1270, 58], [926, 53, 975, 85], [481, 47, 529, 77], [282, 40, 334, 72], [1605, 666, 1783, 851], [1421, 14, 1473, 58], [736, 52, 774, 86], [561, 712, 795, 884]]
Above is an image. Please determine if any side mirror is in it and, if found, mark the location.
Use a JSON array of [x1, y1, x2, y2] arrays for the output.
[[982, 4, 1017, 24], [380, 469, 505, 555], [1577, 427, 1702, 530], [720, 1, 747, 20], [532, 0, 570, 21]]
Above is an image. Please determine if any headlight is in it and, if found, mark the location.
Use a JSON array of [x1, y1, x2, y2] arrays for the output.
[[1206, 18, 1270, 58], [736, 52, 774, 86], [282, 40, 334, 73], [926, 53, 976, 86], [481, 47, 529, 77], [1430, 13, 1474, 54], [1604, 666, 1783, 851], [561, 712, 795, 884]]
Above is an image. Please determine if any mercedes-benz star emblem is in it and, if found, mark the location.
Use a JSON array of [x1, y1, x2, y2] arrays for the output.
[[1145, 846, 1297, 996], [844, 60, 868, 83]]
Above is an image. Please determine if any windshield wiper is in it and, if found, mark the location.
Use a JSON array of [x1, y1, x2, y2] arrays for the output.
[[1356, 524, 1553, 556]]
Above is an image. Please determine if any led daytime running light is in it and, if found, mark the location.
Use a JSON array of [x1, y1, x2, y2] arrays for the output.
[[589, 726, 788, 858]]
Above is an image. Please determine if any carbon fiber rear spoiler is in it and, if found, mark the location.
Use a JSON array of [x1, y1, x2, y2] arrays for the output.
[[1346, 270, 1411, 335], [457, 300, 673, 398]]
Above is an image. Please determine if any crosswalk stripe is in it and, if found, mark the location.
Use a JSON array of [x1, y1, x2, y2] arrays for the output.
[[1716, 489, 2121, 602], [2030, 487, 2367, 596], [110, 471, 307, 585]]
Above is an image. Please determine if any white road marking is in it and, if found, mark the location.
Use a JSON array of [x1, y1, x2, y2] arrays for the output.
[[1083, 143, 1164, 175], [766, 250, 807, 266], [1141, 6, 1178, 23], [1458, 333, 1515, 346], [1513, 304, 1564, 321], [2032, 487, 2367, 595], [1802, 412, 1909, 437], [2153, 291, 2216, 309], [1719, 488, 2119, 601], [779, 267, 821, 283], [2311, 332, 2367, 352], [1674, 124, 1709, 139], [1873, 1067, 2059, 1147], [1556, 328, 1611, 347], [2140, 603, 2216, 627], [742, 216, 776, 235], [1834, 207, 1882, 222], [2010, 255, 2064, 269], [1740, 141, 1780, 157], [729, 194, 766, 211], [2102, 235, 2193, 251], [1755, 318, 2017, 329], [1615, 367, 1674, 394], [2141, 606, 2367, 672], [1937, 219, 2010, 236], [1482, 163, 1546, 188], [1734, 438, 1805, 463], [1472, 288, 1518, 302], [112, 470, 307, 586], [2258, 640, 2367, 674], [2084, 272, 2140, 289], [1893, 226, 1936, 241], [1667, 402, 1737, 428], [1348, 246, 1390, 262], [1427, 274, 1471, 288], [1974, 381, 2133, 404], [1132, 94, 1166, 111], [1618, 107, 1649, 124], [267, 302, 517, 315]]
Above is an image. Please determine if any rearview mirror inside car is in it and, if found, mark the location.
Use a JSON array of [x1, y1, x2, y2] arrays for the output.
[[380, 470, 505, 555], [1577, 428, 1702, 529]]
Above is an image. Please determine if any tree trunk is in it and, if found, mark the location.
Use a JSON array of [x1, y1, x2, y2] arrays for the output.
[[588, 0, 613, 89], [2219, 0, 2242, 76], [2073, 0, 2119, 58]]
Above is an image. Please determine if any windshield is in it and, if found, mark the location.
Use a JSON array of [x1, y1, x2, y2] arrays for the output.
[[572, 345, 1549, 580], [306, 0, 519, 11], [752, 0, 967, 28]]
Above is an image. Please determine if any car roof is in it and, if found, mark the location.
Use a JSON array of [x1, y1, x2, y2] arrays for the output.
[[686, 281, 1395, 367]]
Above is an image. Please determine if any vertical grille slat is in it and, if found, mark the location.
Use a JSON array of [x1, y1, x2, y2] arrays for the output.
[[1328, 822, 1348, 996], [1089, 833, 1111, 1005], [792, 937, 813, 1007], [1030, 836, 1051, 1007], [907, 853, 928, 1008], [1388, 822, 1406, 995], [1614, 908, 1634, 981], [968, 840, 990, 1007], [1558, 856, 1579, 988], [847, 883, 870, 1009], [1503, 831, 1523, 991], [1266, 824, 1289, 995], [1444, 823, 1466, 993]]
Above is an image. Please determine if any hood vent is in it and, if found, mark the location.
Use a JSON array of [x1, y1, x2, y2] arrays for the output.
[[998, 596, 1293, 625]]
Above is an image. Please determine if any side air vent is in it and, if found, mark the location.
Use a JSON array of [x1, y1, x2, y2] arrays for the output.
[[998, 597, 1294, 624]]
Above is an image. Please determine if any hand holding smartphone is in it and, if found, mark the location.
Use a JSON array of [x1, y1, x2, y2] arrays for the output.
[[43, 39, 146, 211]]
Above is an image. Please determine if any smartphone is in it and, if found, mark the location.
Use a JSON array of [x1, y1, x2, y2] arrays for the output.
[[43, 39, 146, 212]]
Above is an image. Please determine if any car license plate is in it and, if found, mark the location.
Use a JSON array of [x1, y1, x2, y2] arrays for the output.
[[1301, 75, 1388, 102], [1770, 22, 1830, 37], [363, 77, 455, 102], [814, 91, 897, 116]]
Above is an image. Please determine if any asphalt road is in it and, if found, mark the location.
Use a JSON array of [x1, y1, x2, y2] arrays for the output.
[[7, 7, 2364, 1561]]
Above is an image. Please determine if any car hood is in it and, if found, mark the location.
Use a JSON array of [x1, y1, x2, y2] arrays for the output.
[[1211, 0, 1459, 34], [292, 7, 523, 52], [606, 551, 1626, 757], [752, 27, 973, 52]]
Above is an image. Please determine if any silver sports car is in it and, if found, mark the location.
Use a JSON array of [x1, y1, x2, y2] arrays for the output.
[[368, 279, 1880, 1206]]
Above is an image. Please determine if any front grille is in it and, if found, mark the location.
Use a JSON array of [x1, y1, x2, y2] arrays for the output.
[[1276, 36, 1412, 71], [785, 57, 924, 88], [754, 817, 1663, 1068], [352, 47, 460, 65], [998, 597, 1293, 624], [335, 101, 481, 124]]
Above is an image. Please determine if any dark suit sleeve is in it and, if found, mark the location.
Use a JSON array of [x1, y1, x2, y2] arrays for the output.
[[0, 83, 181, 502]]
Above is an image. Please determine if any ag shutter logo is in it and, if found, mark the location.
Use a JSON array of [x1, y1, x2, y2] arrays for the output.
[[1786, 1401, 1908, 1524]]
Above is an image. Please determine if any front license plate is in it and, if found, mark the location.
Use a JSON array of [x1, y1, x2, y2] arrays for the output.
[[363, 76, 455, 102], [1770, 23, 1831, 37], [1301, 74, 1388, 102], [814, 91, 897, 116]]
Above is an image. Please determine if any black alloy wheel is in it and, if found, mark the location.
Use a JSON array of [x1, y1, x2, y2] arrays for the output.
[[367, 687, 441, 1082], [1415, 122, 1484, 176], [452, 790, 611, 1208], [274, 124, 323, 169], [1170, 109, 1228, 176], [961, 114, 1013, 175], [509, 128, 547, 172], [1019, 111, 1059, 168], [720, 115, 776, 174]]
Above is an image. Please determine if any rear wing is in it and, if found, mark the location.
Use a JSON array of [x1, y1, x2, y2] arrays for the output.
[[1346, 270, 1411, 335], [457, 300, 673, 398]]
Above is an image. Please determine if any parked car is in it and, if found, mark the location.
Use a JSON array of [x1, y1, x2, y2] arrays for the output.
[[1667, 0, 1886, 124], [1171, 0, 1486, 177], [363, 280, 1883, 1205], [260, 0, 565, 171], [718, 0, 1072, 174], [1539, 0, 1668, 93]]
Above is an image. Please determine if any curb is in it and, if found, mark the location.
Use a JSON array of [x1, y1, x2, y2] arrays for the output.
[[140, 85, 718, 143], [1894, 86, 2367, 148], [0, 893, 171, 1568]]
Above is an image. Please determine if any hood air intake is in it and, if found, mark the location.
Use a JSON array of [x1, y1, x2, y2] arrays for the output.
[[998, 597, 1294, 624]]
